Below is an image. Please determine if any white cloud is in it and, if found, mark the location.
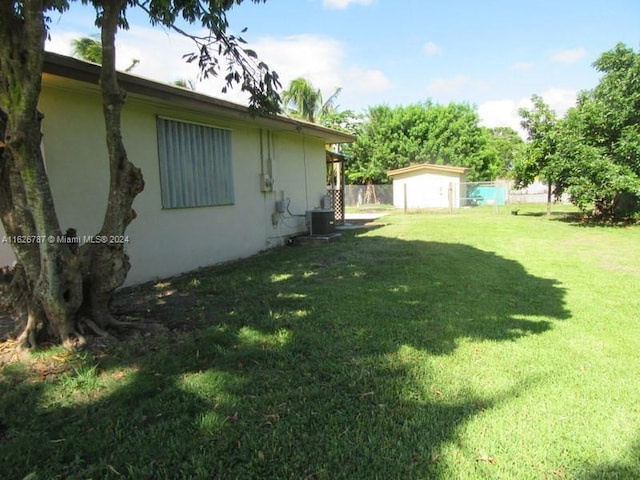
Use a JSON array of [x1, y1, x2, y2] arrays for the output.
[[423, 41, 442, 56], [540, 87, 578, 116], [478, 88, 578, 137], [248, 34, 345, 106], [478, 98, 530, 135], [46, 30, 83, 57], [47, 26, 207, 87], [323, 0, 374, 9], [345, 68, 393, 93], [511, 61, 534, 72], [251, 34, 343, 87], [46, 29, 330, 105], [246, 34, 392, 105], [46, 26, 391, 111], [550, 48, 586, 64]]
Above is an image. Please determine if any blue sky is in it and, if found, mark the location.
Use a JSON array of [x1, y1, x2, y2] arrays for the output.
[[46, 0, 639, 132]]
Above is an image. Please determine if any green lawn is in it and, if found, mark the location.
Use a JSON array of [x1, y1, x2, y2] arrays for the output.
[[2, 207, 640, 479]]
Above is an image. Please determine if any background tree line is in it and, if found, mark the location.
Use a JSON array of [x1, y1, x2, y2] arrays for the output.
[[318, 43, 638, 220], [516, 43, 639, 220], [339, 102, 522, 184], [276, 78, 522, 186]]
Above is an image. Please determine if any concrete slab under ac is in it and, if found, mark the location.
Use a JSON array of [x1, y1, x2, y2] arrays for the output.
[[289, 212, 390, 245], [344, 212, 391, 221], [293, 232, 342, 245], [338, 212, 391, 230]]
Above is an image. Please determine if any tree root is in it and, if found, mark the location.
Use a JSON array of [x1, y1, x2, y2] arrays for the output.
[[15, 307, 39, 352], [81, 312, 147, 340], [81, 317, 112, 338], [106, 317, 144, 330], [15, 327, 37, 353], [80, 314, 141, 338], [62, 332, 87, 351]]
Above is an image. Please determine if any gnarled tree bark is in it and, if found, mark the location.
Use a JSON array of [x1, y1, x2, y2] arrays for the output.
[[0, 1, 84, 350], [2, 0, 276, 350], [80, 0, 144, 329]]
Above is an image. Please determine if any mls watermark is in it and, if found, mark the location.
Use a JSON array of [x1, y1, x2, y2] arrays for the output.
[[1, 235, 130, 245]]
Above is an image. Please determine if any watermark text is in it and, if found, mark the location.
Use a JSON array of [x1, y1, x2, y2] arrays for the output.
[[1, 235, 130, 245]]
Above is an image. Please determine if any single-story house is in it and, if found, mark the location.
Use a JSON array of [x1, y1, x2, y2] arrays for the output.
[[0, 52, 355, 285], [387, 163, 470, 209]]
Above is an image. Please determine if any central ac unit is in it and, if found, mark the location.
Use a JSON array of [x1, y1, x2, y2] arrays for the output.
[[307, 209, 335, 235]]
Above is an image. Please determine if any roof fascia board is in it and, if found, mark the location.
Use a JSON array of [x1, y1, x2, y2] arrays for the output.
[[387, 163, 470, 176], [42, 51, 356, 144]]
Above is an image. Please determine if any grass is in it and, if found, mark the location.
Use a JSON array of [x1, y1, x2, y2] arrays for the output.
[[1, 205, 640, 479]]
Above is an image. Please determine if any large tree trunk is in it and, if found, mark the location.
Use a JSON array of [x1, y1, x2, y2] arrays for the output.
[[546, 179, 552, 216], [0, 1, 83, 350], [0, 119, 46, 347], [81, 0, 144, 329], [1, 2, 144, 349]]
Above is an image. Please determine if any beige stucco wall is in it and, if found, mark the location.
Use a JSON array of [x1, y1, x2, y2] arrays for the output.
[[0, 232, 14, 266], [0, 80, 327, 285], [392, 170, 464, 209]]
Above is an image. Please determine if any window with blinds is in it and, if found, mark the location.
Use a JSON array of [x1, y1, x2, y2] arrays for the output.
[[156, 117, 234, 208]]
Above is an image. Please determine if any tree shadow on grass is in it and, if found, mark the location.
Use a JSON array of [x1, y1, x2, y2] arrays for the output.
[[576, 434, 640, 479], [549, 211, 640, 228], [0, 232, 570, 479]]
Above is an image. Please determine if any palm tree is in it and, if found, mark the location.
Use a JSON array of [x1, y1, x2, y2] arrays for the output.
[[282, 77, 341, 123], [71, 36, 139, 72], [71, 36, 102, 64], [174, 79, 197, 90]]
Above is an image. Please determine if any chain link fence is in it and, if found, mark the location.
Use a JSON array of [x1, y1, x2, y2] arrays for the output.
[[345, 185, 393, 207], [345, 180, 570, 211]]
